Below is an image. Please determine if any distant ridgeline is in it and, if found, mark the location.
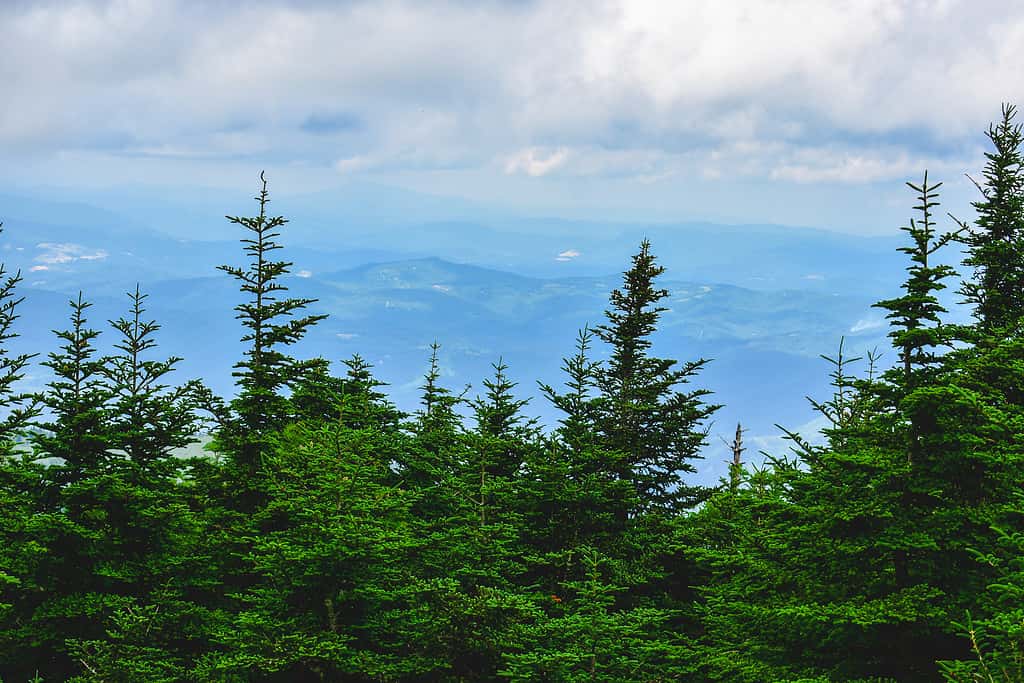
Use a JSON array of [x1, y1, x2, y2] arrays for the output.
[[3, 107, 1024, 682]]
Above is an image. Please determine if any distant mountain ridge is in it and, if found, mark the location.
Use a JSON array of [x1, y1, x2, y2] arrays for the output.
[[0, 188, 921, 482]]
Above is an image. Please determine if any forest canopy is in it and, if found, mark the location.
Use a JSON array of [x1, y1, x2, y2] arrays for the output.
[[2, 106, 1024, 682]]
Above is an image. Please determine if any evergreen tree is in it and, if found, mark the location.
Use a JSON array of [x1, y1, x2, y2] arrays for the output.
[[958, 103, 1024, 333], [13, 295, 116, 679], [501, 547, 688, 682], [531, 327, 635, 554], [690, 174, 1002, 681], [939, 493, 1024, 682], [0, 221, 47, 677], [0, 223, 38, 444], [214, 172, 327, 476], [403, 341, 467, 489], [33, 293, 110, 484], [539, 326, 600, 454], [195, 412, 431, 680], [416, 341, 465, 436], [473, 358, 531, 440], [104, 284, 198, 470], [594, 239, 717, 513], [874, 171, 960, 397], [337, 354, 405, 432]]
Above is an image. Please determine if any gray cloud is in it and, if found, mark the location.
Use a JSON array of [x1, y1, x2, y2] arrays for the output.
[[3, 0, 1022, 189]]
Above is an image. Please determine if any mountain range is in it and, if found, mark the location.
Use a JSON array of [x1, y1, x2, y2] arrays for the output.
[[0, 183, 967, 483]]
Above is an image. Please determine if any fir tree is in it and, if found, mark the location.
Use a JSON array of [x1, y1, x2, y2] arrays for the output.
[[33, 293, 110, 484], [531, 327, 635, 554], [214, 172, 327, 476], [501, 547, 688, 682], [958, 103, 1024, 333], [0, 223, 38, 445], [874, 171, 961, 397], [473, 358, 531, 441], [104, 284, 198, 471], [594, 239, 717, 512], [539, 326, 600, 454], [337, 354, 405, 432], [416, 341, 465, 435]]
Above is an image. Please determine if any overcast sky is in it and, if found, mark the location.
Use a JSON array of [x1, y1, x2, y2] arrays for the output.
[[4, 0, 1023, 233]]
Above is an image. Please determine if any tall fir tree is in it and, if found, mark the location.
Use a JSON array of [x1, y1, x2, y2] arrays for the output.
[[958, 103, 1024, 333], [0, 223, 38, 444], [104, 284, 198, 471], [873, 171, 961, 398], [33, 293, 111, 485], [594, 239, 717, 513], [213, 172, 327, 477]]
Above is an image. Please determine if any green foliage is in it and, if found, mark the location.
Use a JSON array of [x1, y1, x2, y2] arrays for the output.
[[873, 172, 960, 392], [4, 105, 1024, 682], [501, 547, 689, 682], [0, 223, 38, 445], [33, 293, 111, 484], [104, 285, 199, 469], [958, 103, 1024, 333], [593, 239, 718, 513], [939, 495, 1024, 682], [213, 172, 327, 477]]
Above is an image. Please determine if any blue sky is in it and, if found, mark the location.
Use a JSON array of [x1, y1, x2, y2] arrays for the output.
[[4, 0, 1023, 233]]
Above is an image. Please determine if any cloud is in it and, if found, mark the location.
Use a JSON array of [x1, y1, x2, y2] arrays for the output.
[[35, 242, 109, 267], [505, 147, 570, 177], [556, 249, 581, 262], [296, 269, 312, 278], [850, 317, 886, 334], [2, 0, 1021, 191]]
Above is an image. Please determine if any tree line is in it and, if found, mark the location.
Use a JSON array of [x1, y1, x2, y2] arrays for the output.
[[1, 106, 1024, 681]]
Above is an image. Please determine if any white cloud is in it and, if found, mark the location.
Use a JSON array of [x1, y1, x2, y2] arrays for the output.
[[505, 147, 570, 177], [556, 249, 581, 262], [35, 242, 109, 267], [850, 317, 886, 333], [2, 0, 1021, 194], [296, 269, 312, 278]]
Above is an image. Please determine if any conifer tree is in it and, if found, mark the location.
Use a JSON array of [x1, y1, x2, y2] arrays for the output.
[[874, 172, 960, 396], [531, 328, 635, 554], [0, 221, 46, 677], [502, 547, 687, 681], [473, 358, 531, 441], [594, 239, 717, 512], [0, 223, 38, 444], [958, 103, 1024, 333], [416, 341, 464, 435], [214, 172, 326, 475], [58, 289, 206, 683], [104, 284, 198, 470], [540, 326, 600, 454], [939, 492, 1024, 681], [34, 293, 110, 484], [689, 174, 1001, 681], [337, 354, 405, 431]]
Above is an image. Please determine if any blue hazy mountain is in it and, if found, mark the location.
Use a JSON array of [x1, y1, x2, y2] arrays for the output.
[[0, 188, 928, 482], [3, 183, 907, 291]]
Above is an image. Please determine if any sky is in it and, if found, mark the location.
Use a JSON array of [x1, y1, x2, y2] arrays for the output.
[[4, 0, 1024, 233]]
